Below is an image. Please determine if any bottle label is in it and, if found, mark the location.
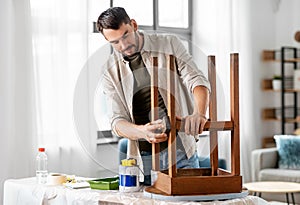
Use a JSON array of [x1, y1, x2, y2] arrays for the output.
[[119, 175, 137, 187], [36, 170, 48, 184]]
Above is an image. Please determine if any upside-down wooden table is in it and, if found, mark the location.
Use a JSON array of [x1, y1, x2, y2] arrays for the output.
[[144, 53, 248, 201]]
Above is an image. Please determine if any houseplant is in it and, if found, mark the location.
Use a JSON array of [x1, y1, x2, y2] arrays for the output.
[[272, 75, 282, 90]]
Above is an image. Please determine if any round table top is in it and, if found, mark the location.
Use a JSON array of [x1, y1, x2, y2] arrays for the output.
[[243, 181, 300, 193]]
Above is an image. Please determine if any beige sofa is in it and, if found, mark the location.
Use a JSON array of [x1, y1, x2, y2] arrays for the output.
[[251, 147, 300, 183], [251, 147, 300, 203]]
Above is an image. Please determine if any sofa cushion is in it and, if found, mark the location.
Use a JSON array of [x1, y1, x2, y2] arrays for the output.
[[274, 135, 300, 169], [259, 168, 300, 183]]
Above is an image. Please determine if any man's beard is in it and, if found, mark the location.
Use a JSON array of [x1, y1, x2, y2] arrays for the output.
[[121, 45, 137, 56], [121, 32, 140, 57]]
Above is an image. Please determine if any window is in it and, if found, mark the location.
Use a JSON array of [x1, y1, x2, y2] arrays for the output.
[[110, 0, 192, 51], [158, 0, 189, 28], [112, 0, 191, 29], [113, 0, 153, 26]]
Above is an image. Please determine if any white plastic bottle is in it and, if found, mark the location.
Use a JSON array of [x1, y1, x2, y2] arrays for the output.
[[36, 147, 48, 184]]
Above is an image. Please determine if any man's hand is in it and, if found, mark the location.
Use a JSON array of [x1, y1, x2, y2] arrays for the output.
[[140, 119, 168, 143], [183, 113, 207, 135], [183, 85, 209, 136], [114, 119, 168, 142]]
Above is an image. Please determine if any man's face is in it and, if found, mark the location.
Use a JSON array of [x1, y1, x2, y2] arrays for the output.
[[103, 21, 138, 57]]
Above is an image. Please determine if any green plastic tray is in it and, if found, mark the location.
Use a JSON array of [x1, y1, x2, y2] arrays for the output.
[[87, 176, 119, 190]]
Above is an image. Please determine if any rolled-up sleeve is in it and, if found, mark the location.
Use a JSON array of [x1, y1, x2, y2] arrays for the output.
[[171, 36, 211, 93]]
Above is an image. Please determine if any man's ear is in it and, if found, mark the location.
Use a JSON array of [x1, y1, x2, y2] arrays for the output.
[[130, 19, 138, 31]]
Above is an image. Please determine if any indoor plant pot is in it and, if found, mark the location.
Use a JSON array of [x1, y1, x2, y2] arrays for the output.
[[272, 75, 282, 90]]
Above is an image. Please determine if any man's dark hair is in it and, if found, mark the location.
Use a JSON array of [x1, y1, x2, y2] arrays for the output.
[[97, 7, 131, 34]]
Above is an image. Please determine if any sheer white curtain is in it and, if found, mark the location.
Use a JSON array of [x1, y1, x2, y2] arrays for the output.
[[30, 0, 99, 176], [0, 0, 36, 202], [1, 0, 112, 201], [193, 0, 254, 182]]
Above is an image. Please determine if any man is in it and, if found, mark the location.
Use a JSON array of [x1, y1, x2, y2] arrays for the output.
[[97, 7, 210, 185]]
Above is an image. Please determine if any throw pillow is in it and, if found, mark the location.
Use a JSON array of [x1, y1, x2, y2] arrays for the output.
[[274, 135, 300, 170]]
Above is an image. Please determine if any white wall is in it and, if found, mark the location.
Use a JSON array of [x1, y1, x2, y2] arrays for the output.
[[275, 0, 300, 46]]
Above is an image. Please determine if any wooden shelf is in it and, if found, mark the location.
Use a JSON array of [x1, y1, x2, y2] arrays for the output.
[[284, 58, 300, 63], [285, 88, 300, 92], [261, 79, 280, 92], [261, 79, 300, 93], [262, 108, 300, 122], [285, 116, 300, 123], [262, 50, 300, 62], [262, 50, 279, 61], [262, 136, 276, 148], [262, 108, 280, 121]]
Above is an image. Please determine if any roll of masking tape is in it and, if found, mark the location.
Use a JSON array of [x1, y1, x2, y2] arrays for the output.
[[47, 173, 67, 185]]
